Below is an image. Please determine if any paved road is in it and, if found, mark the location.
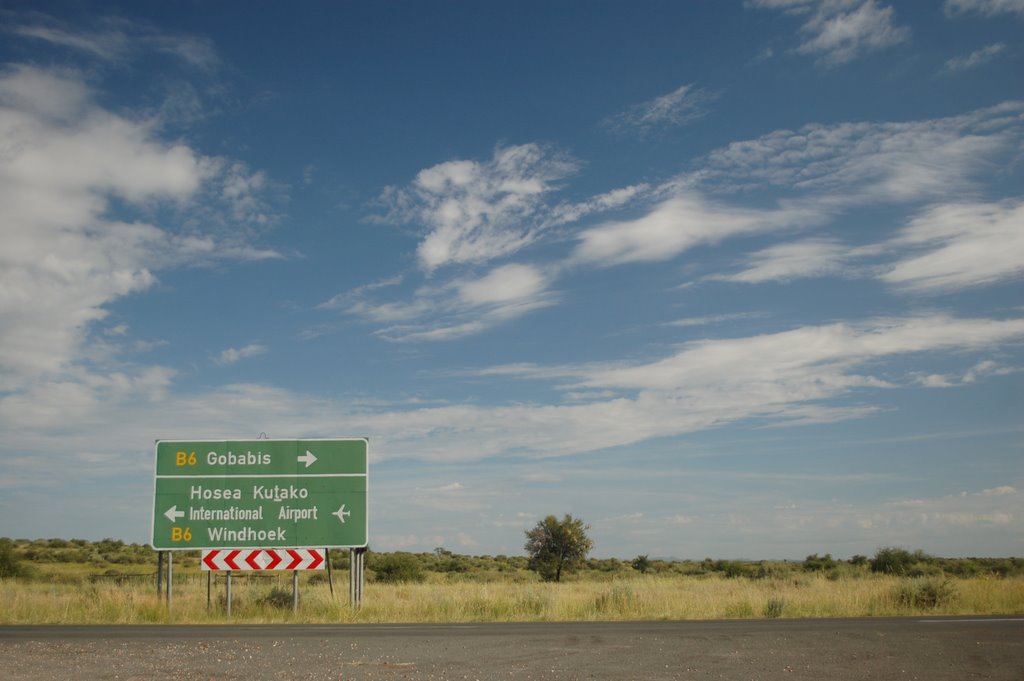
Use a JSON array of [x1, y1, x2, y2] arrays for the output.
[[3, 617, 1022, 680]]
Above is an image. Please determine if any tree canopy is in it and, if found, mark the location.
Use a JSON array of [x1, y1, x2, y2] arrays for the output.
[[523, 514, 593, 582]]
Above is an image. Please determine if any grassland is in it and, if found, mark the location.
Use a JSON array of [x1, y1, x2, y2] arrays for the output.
[[2, 538, 1022, 624]]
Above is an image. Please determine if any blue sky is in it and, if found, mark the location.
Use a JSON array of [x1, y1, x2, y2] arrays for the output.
[[0, 0, 1022, 559]]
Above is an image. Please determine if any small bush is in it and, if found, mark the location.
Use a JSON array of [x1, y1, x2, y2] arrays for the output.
[[763, 597, 786, 618], [440, 557, 471, 573], [803, 553, 838, 572], [594, 585, 638, 614], [260, 586, 294, 609], [714, 560, 751, 578], [372, 552, 426, 584], [0, 539, 27, 578], [872, 547, 916, 575], [894, 577, 957, 609]]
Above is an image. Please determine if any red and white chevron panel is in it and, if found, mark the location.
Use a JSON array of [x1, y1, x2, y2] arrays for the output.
[[201, 548, 325, 571]]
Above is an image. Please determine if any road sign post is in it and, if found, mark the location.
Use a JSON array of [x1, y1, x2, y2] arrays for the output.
[[151, 438, 368, 551]]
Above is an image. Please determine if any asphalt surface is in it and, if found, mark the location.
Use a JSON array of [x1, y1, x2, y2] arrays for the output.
[[2, 617, 1022, 680]]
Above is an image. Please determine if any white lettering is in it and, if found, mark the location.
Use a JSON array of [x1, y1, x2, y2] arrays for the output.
[[190, 485, 241, 500], [278, 506, 319, 521], [206, 450, 272, 466], [207, 526, 287, 542], [252, 485, 308, 502]]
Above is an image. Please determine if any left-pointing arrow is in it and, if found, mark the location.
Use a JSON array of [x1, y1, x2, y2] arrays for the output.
[[202, 550, 221, 570], [245, 550, 263, 570], [164, 505, 185, 523], [224, 549, 242, 570]]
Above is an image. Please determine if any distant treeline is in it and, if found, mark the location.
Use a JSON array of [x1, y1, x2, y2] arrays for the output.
[[2, 537, 1022, 583]]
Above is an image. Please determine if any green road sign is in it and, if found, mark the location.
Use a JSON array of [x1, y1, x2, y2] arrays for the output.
[[151, 438, 367, 550]]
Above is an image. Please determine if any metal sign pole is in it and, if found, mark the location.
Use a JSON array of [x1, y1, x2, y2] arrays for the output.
[[325, 548, 334, 597], [156, 551, 163, 596], [292, 570, 299, 613], [166, 552, 173, 611], [226, 570, 232, 617], [349, 547, 364, 608], [349, 549, 356, 608]]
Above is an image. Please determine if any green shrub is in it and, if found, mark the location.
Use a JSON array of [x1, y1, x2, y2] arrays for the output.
[[440, 557, 471, 573], [803, 553, 838, 572], [871, 547, 917, 575], [260, 586, 294, 609], [713, 560, 751, 578], [594, 584, 638, 614], [763, 597, 786, 618], [631, 555, 651, 574], [0, 538, 27, 578], [894, 577, 957, 609], [372, 552, 426, 584]]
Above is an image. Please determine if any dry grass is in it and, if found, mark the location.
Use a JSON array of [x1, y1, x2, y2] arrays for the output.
[[2, 573, 1022, 624]]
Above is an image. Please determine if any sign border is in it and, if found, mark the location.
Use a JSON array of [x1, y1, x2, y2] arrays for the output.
[[150, 437, 368, 551]]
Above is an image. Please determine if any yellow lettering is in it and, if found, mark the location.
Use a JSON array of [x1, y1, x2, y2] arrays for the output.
[[171, 527, 192, 542]]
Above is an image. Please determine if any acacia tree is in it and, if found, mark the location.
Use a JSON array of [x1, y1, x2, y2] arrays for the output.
[[524, 514, 593, 582]]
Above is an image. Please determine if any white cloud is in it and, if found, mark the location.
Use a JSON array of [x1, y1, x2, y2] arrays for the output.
[[942, 43, 1007, 73], [912, 361, 1015, 388], [713, 238, 851, 283], [882, 199, 1024, 293], [214, 343, 268, 366], [221, 162, 274, 225], [945, 0, 1024, 16], [695, 101, 1024, 201], [604, 84, 716, 135], [376, 144, 577, 272], [456, 263, 549, 306], [570, 315, 1024, 397], [869, 486, 1020, 530], [336, 263, 558, 342], [799, 1, 909, 65], [667, 312, 769, 328], [545, 184, 650, 227], [979, 485, 1017, 496], [750, 0, 909, 65], [7, 15, 219, 70], [0, 64, 281, 397], [571, 194, 826, 267], [12, 24, 128, 62], [348, 103, 1022, 344], [0, 65, 201, 388], [3, 315, 1022, 502], [701, 198, 1024, 294]]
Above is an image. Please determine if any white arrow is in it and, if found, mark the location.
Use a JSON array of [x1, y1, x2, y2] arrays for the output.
[[297, 450, 317, 468], [164, 505, 185, 523], [332, 504, 351, 523]]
